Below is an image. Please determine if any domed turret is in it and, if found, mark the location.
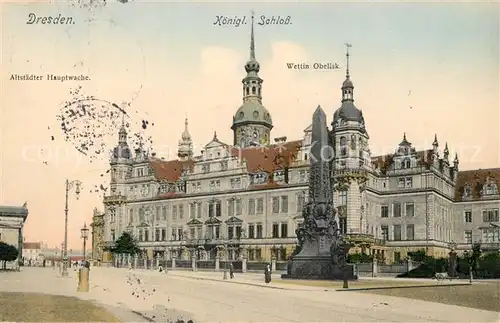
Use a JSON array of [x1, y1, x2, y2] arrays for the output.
[[231, 12, 273, 147], [332, 44, 366, 131]]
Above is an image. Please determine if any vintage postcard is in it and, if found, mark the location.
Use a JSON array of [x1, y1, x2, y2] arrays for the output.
[[0, 0, 498, 322]]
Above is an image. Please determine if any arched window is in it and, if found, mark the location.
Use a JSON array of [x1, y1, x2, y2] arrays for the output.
[[340, 136, 347, 156], [258, 88, 261, 96], [252, 86, 256, 94], [246, 87, 249, 95]]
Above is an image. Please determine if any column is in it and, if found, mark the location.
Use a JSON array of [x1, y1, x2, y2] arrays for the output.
[[242, 257, 247, 273], [171, 256, 176, 270], [156, 254, 160, 268], [143, 258, 147, 269], [372, 258, 378, 277], [271, 257, 276, 272], [191, 256, 196, 271], [134, 255, 138, 269], [215, 256, 220, 272], [127, 254, 131, 267], [17, 227, 24, 266]]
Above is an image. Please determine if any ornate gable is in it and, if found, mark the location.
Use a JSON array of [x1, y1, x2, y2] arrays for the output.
[[462, 183, 472, 198], [225, 216, 243, 225], [187, 218, 203, 226], [205, 216, 222, 225]]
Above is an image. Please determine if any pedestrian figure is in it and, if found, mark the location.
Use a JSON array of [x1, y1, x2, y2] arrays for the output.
[[229, 262, 234, 279], [159, 265, 163, 273], [264, 263, 272, 283]]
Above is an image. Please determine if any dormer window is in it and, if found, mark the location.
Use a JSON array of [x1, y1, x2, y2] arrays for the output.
[[485, 184, 498, 195], [482, 178, 498, 196], [274, 170, 285, 182], [252, 172, 268, 185], [463, 183, 472, 197], [401, 159, 411, 169]]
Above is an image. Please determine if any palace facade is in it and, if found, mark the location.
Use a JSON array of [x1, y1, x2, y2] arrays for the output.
[[96, 21, 499, 265]]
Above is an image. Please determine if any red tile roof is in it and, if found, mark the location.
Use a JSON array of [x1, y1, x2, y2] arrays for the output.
[[229, 141, 302, 174], [148, 141, 302, 186], [455, 168, 500, 201], [149, 158, 194, 182]]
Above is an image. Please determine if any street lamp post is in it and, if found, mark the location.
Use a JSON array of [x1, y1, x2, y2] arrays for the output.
[[81, 223, 89, 260], [223, 242, 228, 280], [61, 179, 82, 277]]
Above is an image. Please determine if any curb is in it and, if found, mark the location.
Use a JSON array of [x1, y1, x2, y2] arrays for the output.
[[335, 282, 472, 292], [167, 273, 287, 290]]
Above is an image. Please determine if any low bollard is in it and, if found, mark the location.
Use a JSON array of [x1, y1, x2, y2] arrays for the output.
[[77, 266, 90, 292]]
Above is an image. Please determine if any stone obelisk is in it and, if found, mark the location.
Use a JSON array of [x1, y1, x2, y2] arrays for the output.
[[282, 106, 355, 280]]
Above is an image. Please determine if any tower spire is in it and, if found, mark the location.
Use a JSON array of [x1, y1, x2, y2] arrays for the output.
[[345, 43, 352, 79], [250, 10, 255, 60], [341, 43, 354, 102]]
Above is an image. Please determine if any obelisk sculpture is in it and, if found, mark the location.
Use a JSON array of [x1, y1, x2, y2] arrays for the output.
[[283, 106, 355, 280]]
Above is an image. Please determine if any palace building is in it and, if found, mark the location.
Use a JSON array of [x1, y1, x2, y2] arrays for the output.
[[96, 18, 499, 265]]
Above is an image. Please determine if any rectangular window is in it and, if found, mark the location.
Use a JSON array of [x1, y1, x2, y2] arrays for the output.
[[464, 211, 472, 223], [161, 229, 166, 241], [162, 206, 167, 220], [398, 178, 405, 188], [280, 196, 288, 213], [281, 223, 288, 238], [172, 205, 178, 221], [171, 228, 177, 241], [196, 202, 202, 218], [228, 226, 234, 239], [272, 197, 279, 213], [137, 168, 144, 177], [190, 203, 196, 219], [297, 194, 305, 212], [236, 226, 242, 239], [248, 199, 256, 215], [339, 191, 347, 206], [393, 225, 401, 241], [465, 230, 473, 244], [481, 228, 500, 243], [178, 204, 184, 219], [482, 209, 499, 222], [139, 229, 143, 242], [406, 224, 414, 240], [236, 199, 242, 215], [111, 229, 115, 241], [144, 230, 149, 242], [256, 198, 264, 214], [177, 228, 183, 240], [248, 249, 255, 261], [406, 177, 413, 188], [256, 224, 263, 238], [228, 199, 235, 217], [216, 201, 221, 217], [248, 224, 255, 239], [155, 206, 161, 221], [393, 203, 401, 217], [155, 229, 160, 241], [381, 225, 389, 240], [272, 223, 279, 238], [405, 203, 414, 217], [381, 205, 389, 218]]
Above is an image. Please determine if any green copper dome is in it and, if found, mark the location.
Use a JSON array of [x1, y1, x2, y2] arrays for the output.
[[231, 101, 273, 130]]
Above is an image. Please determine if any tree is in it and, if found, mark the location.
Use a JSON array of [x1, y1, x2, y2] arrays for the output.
[[464, 242, 482, 274], [109, 232, 140, 255], [0, 242, 19, 270]]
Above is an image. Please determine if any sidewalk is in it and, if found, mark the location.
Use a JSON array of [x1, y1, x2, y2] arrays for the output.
[[131, 268, 325, 291]]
